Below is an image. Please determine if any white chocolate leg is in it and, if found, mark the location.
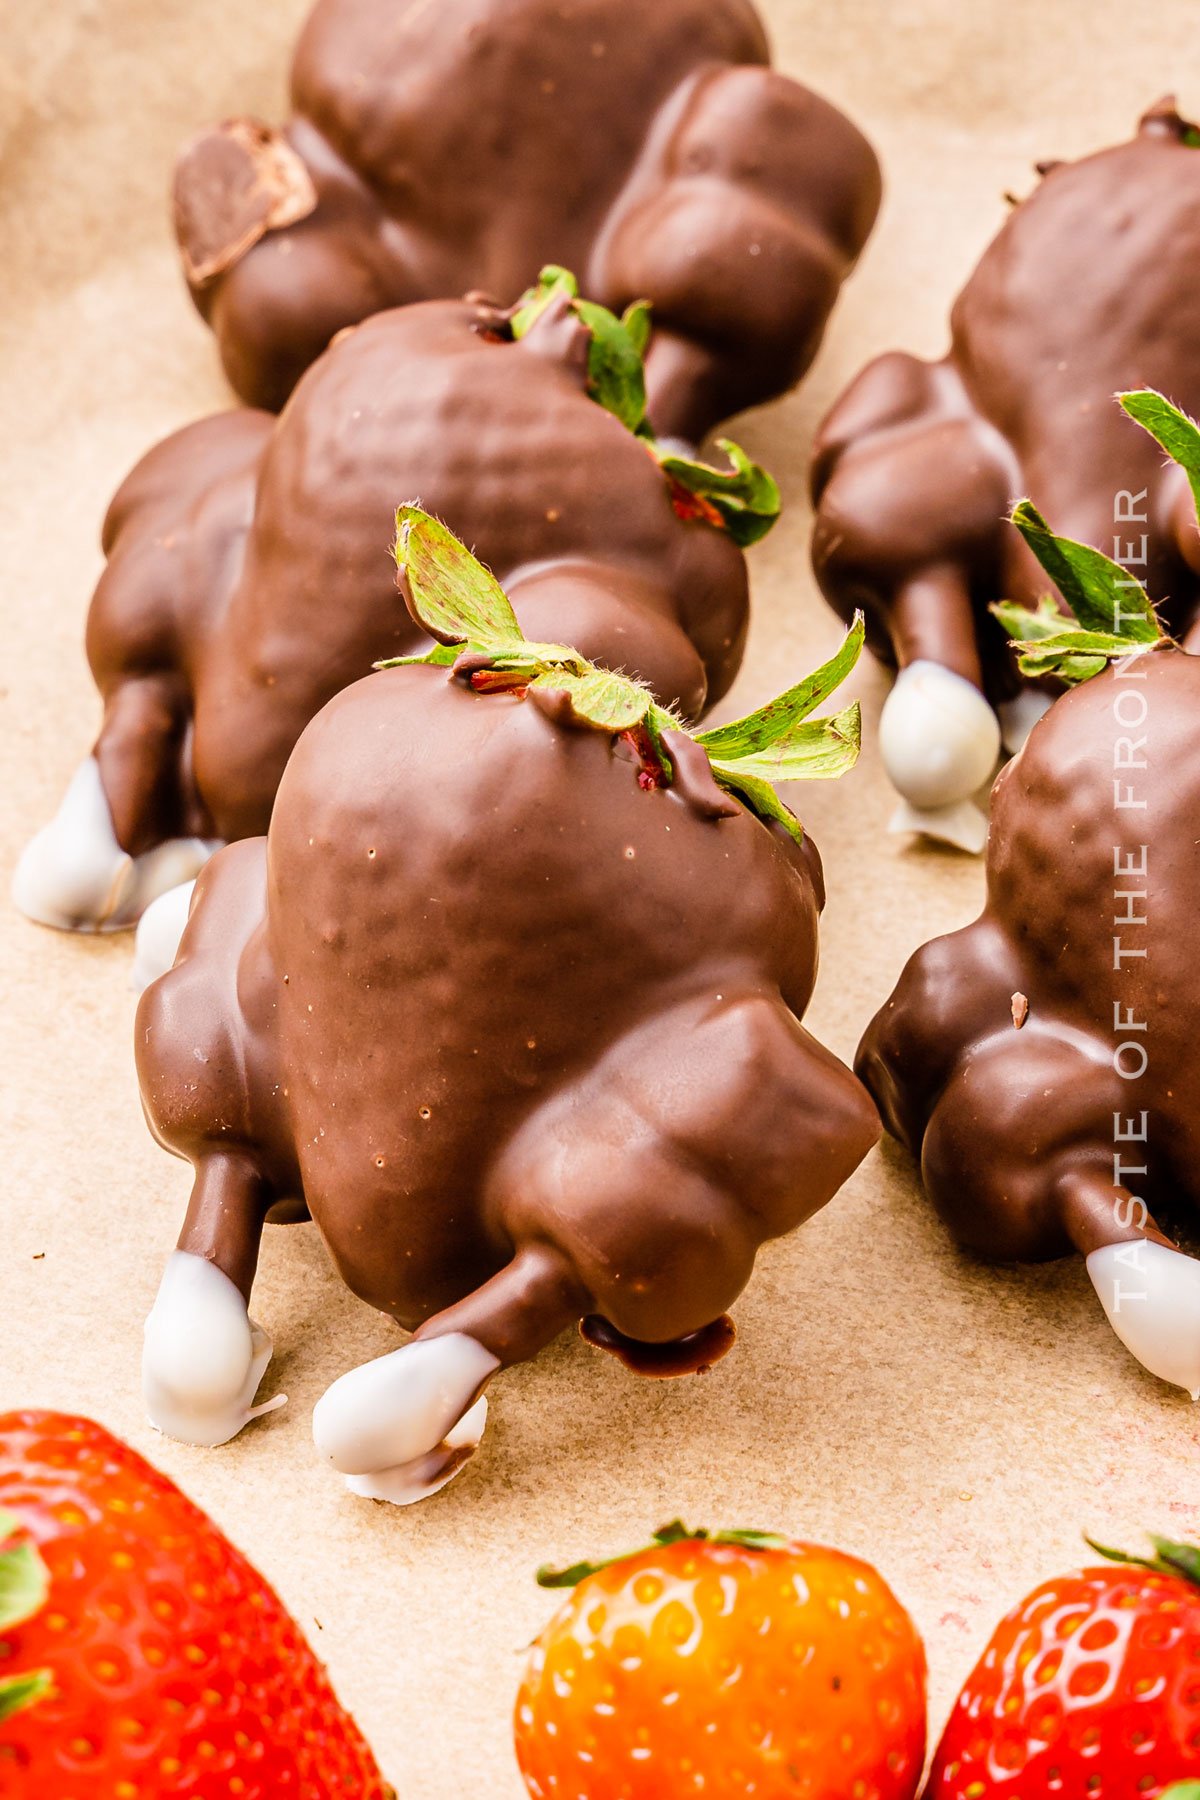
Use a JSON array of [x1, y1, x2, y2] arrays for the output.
[[312, 1334, 500, 1507], [997, 688, 1054, 756], [12, 757, 220, 932], [143, 1251, 286, 1447], [132, 880, 196, 991], [1087, 1240, 1200, 1400], [878, 662, 1001, 854]]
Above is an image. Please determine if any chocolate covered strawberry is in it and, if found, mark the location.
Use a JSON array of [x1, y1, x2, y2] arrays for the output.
[[857, 392, 1200, 1400], [15, 269, 779, 986], [925, 1536, 1200, 1798], [172, 0, 881, 427], [811, 103, 1200, 850], [0, 1411, 390, 1798], [135, 510, 878, 1503], [515, 1522, 927, 1798]]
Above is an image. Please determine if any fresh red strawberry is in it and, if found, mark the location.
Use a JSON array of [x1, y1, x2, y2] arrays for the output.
[[514, 1521, 927, 1799], [0, 1411, 392, 1798], [925, 1536, 1200, 1797]]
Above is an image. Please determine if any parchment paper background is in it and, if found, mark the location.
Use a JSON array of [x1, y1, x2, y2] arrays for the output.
[[2, 2, 1197, 1793]]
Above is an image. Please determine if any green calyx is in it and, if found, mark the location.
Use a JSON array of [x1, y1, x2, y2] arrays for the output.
[[378, 509, 863, 841], [1161, 1787, 1200, 1800], [1120, 387, 1200, 523], [0, 1508, 52, 1727], [537, 1520, 792, 1589], [506, 266, 780, 547], [1085, 1532, 1200, 1592], [988, 385, 1200, 683]]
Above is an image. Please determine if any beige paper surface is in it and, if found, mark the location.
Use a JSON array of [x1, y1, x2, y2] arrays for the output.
[[2, 3, 1197, 1793]]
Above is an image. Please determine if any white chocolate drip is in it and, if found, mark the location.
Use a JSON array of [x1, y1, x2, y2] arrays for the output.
[[132, 879, 197, 991], [878, 661, 1000, 851], [13, 757, 219, 932], [143, 1251, 286, 1446], [312, 1334, 499, 1507], [1087, 1240, 1200, 1400]]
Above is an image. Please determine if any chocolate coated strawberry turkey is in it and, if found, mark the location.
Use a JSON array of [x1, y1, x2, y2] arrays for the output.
[[173, 0, 881, 429], [14, 276, 776, 984], [812, 102, 1200, 849], [137, 511, 878, 1504]]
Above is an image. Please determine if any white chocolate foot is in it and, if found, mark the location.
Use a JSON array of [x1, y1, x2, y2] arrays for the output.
[[12, 757, 220, 932], [345, 1398, 490, 1505], [997, 688, 1054, 756], [878, 662, 1000, 853], [143, 1251, 286, 1447], [132, 880, 197, 991], [312, 1334, 500, 1507], [1087, 1240, 1200, 1399], [887, 795, 989, 855]]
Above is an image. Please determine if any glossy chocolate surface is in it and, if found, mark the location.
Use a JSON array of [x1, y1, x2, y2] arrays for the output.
[[857, 647, 1195, 1262], [87, 297, 751, 858], [173, 0, 881, 434], [812, 103, 1200, 700], [137, 660, 880, 1370]]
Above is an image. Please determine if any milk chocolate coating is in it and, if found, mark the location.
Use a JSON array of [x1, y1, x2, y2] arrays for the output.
[[137, 661, 879, 1386], [173, 0, 881, 435], [87, 297, 750, 859], [811, 102, 1200, 699], [857, 647, 1194, 1264]]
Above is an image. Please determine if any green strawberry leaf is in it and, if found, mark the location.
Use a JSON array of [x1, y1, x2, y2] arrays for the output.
[[376, 511, 861, 833], [527, 667, 654, 733], [0, 1513, 52, 1728], [991, 621, 1155, 687], [1119, 388, 1200, 522], [707, 702, 862, 789], [1149, 1536, 1200, 1587], [621, 300, 653, 359], [1161, 1786, 1200, 1800], [1086, 1533, 1200, 1592], [0, 1512, 47, 1634], [506, 268, 781, 542], [696, 614, 865, 760], [707, 764, 803, 841], [575, 297, 649, 433], [393, 507, 523, 650], [653, 438, 781, 546], [509, 266, 649, 433], [508, 265, 579, 340], [1010, 499, 1162, 641], [989, 595, 1069, 644], [993, 484, 1168, 684], [375, 641, 461, 671], [0, 1668, 52, 1725], [485, 642, 586, 673]]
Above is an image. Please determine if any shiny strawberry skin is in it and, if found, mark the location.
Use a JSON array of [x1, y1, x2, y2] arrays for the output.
[[0, 1411, 392, 1799], [925, 1565, 1200, 1797], [514, 1534, 927, 1799]]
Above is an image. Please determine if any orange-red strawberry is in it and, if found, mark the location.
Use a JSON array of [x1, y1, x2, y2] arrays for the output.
[[924, 1536, 1200, 1798], [0, 1411, 392, 1798], [514, 1521, 927, 1799]]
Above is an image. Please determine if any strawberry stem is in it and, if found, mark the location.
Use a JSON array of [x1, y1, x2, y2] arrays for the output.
[[537, 1522, 791, 1589], [1085, 1533, 1200, 1591]]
